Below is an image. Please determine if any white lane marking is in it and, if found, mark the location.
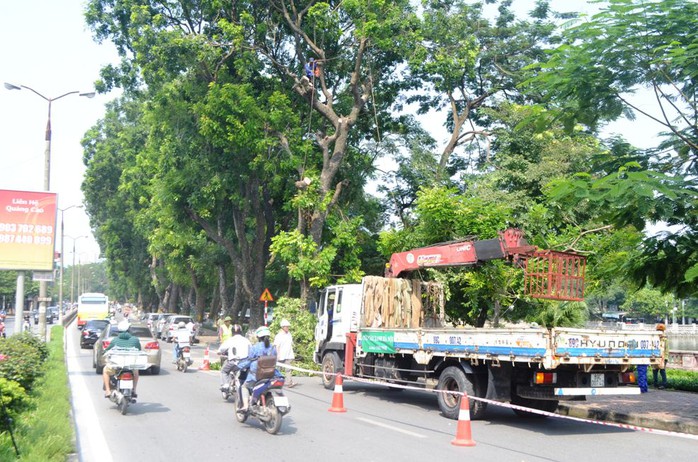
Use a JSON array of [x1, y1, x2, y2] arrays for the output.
[[66, 327, 113, 462], [355, 417, 427, 438]]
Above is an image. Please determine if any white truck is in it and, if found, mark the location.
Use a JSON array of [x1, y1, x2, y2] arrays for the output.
[[313, 230, 665, 419]]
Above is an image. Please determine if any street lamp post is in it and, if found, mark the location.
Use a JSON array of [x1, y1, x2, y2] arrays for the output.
[[4, 83, 94, 339], [58, 205, 83, 324], [68, 235, 88, 308]]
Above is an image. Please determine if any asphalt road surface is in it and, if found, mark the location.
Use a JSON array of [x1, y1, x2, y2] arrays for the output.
[[65, 324, 696, 462]]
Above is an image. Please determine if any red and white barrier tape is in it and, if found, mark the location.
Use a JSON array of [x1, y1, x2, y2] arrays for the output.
[[276, 363, 698, 441]]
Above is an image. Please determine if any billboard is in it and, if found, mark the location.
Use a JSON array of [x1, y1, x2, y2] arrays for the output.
[[0, 189, 57, 270]]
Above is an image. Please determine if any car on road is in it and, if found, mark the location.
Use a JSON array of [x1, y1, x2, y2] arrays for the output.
[[33, 306, 59, 324], [47, 306, 59, 324], [152, 313, 176, 337], [93, 322, 162, 375], [144, 312, 159, 332], [79, 319, 110, 349], [159, 315, 197, 343]]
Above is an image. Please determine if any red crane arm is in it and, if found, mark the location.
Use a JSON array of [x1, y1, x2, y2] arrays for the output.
[[384, 229, 536, 278]]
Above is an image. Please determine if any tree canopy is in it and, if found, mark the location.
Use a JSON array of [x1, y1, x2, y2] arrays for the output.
[[71, 0, 698, 328]]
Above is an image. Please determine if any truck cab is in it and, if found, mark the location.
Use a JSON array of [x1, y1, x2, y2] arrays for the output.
[[313, 284, 362, 364]]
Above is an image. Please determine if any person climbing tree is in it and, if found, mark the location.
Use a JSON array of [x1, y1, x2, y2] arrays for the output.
[[305, 57, 319, 79]]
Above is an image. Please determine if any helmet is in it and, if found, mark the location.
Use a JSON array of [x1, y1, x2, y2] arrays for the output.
[[117, 320, 130, 332], [255, 326, 271, 338], [656, 323, 666, 331], [224, 316, 232, 322], [178, 321, 186, 328], [280, 319, 291, 328], [232, 324, 243, 335]]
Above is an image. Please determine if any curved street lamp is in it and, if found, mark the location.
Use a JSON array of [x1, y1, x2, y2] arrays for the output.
[[4, 82, 94, 338]]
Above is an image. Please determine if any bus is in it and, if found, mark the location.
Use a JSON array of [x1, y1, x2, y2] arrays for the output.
[[77, 292, 109, 329]]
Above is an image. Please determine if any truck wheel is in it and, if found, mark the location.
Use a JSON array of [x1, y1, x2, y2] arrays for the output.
[[322, 352, 342, 390], [511, 395, 559, 418], [437, 366, 487, 420]]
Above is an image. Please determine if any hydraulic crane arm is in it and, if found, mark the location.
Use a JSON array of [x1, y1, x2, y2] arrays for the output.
[[384, 229, 586, 301], [384, 229, 535, 278]]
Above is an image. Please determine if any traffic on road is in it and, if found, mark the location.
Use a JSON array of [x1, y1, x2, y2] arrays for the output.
[[62, 316, 696, 462]]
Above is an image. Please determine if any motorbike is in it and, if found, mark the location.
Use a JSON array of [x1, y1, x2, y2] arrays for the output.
[[219, 356, 241, 402], [107, 368, 138, 415], [235, 373, 290, 434], [176, 342, 193, 372], [104, 350, 148, 415]]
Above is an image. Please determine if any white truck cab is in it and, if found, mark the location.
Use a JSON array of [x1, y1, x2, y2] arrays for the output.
[[314, 283, 362, 363]]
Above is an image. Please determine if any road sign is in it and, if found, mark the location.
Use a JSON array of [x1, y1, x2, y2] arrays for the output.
[[259, 288, 274, 302]]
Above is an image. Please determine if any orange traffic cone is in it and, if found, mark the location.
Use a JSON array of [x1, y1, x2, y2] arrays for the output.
[[199, 344, 211, 371], [451, 393, 476, 446], [328, 374, 347, 413]]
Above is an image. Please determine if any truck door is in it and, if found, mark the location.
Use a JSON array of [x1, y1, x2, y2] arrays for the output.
[[315, 287, 339, 345]]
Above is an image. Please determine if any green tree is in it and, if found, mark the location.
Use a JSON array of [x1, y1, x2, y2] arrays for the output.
[[408, 0, 565, 178], [525, 0, 698, 296]]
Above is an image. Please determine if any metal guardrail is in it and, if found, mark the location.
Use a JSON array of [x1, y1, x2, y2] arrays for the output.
[[586, 321, 698, 335]]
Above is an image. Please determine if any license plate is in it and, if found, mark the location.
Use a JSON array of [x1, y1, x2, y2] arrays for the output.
[[591, 373, 605, 387], [273, 395, 289, 407], [183, 352, 191, 358], [120, 379, 134, 389]]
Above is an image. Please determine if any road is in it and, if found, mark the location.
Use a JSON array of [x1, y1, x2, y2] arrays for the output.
[[64, 324, 695, 462]]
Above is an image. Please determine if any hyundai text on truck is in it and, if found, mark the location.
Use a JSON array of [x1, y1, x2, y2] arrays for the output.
[[314, 229, 665, 419]]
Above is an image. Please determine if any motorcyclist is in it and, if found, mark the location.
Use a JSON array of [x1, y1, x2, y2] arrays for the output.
[[218, 324, 252, 392], [103, 320, 141, 398], [237, 326, 277, 412], [172, 321, 191, 364]]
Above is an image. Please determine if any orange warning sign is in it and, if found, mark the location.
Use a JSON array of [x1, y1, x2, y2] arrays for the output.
[[259, 288, 274, 302]]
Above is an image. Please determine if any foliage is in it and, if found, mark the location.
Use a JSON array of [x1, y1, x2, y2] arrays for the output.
[[11, 332, 49, 362], [268, 297, 319, 372], [0, 378, 29, 431], [666, 368, 698, 393], [407, 0, 563, 176], [529, 301, 587, 329], [0, 326, 75, 461], [525, 0, 698, 297], [0, 334, 46, 391]]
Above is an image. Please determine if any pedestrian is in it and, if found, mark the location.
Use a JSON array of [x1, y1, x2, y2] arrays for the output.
[[653, 323, 669, 389], [637, 364, 648, 393], [219, 316, 233, 344], [273, 319, 296, 387]]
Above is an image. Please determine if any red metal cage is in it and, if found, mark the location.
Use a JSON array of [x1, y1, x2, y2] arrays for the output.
[[523, 250, 586, 301]]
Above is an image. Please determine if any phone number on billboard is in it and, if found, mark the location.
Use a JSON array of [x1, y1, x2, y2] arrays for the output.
[[0, 234, 53, 244], [0, 223, 54, 234]]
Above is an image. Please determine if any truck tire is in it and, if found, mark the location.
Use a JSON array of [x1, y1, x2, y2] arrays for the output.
[[322, 351, 342, 390], [511, 395, 559, 418], [437, 366, 487, 420]]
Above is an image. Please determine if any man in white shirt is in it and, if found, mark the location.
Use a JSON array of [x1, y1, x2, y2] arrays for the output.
[[219, 324, 251, 391], [273, 319, 296, 387]]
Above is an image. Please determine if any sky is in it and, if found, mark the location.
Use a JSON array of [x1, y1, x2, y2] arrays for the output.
[[0, 0, 119, 265], [0, 0, 665, 271]]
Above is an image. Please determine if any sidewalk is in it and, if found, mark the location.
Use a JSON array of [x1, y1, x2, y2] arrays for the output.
[[557, 388, 698, 435]]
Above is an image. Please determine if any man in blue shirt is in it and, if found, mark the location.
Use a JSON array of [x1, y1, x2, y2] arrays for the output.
[[238, 326, 277, 411]]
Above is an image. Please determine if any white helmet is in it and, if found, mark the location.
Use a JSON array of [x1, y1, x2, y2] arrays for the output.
[[178, 321, 186, 328], [280, 319, 291, 327], [117, 320, 130, 332], [255, 326, 271, 338]]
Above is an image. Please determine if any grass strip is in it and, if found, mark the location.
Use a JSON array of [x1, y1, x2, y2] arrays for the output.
[[0, 326, 75, 461]]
